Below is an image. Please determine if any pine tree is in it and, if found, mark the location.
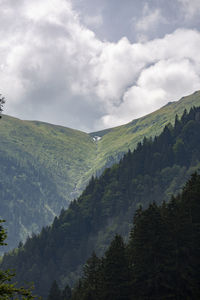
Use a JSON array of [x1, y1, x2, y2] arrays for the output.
[[0, 220, 36, 299], [81, 252, 102, 300], [129, 203, 170, 299], [47, 280, 62, 300], [103, 234, 130, 300], [61, 284, 71, 300]]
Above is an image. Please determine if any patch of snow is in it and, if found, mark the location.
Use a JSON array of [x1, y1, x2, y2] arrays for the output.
[[93, 136, 101, 142]]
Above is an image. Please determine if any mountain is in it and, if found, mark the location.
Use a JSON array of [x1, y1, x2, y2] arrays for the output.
[[90, 90, 200, 173], [1, 105, 200, 298], [0, 90, 199, 252]]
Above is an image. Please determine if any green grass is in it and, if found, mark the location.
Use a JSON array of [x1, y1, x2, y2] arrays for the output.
[[0, 116, 98, 201]]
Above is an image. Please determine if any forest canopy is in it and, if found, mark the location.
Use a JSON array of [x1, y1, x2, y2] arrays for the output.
[[69, 172, 200, 300]]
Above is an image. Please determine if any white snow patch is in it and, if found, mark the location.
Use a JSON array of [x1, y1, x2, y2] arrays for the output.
[[93, 136, 101, 142]]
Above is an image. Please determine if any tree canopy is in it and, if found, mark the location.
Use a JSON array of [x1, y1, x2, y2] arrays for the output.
[[70, 172, 200, 299]]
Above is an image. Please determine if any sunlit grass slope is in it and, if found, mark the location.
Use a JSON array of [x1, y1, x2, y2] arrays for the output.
[[0, 116, 96, 200], [90, 90, 200, 174]]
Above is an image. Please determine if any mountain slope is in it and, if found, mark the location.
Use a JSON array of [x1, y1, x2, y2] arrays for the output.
[[2, 106, 200, 298], [0, 91, 199, 252], [90, 90, 200, 173], [0, 116, 96, 251]]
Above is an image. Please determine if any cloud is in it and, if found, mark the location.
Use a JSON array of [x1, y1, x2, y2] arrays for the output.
[[95, 29, 200, 128], [0, 0, 200, 132], [83, 14, 103, 29], [133, 3, 166, 42], [99, 57, 200, 128], [135, 5, 164, 32], [178, 0, 200, 18], [0, 0, 103, 131]]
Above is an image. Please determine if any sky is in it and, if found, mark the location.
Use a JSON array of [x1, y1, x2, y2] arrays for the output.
[[1, 0, 200, 132]]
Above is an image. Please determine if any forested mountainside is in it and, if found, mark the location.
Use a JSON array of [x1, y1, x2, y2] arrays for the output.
[[0, 91, 200, 252], [64, 172, 200, 300], [1, 106, 200, 298]]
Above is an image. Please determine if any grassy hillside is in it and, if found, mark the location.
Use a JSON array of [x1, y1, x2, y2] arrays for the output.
[[90, 90, 200, 174], [0, 116, 96, 198], [0, 116, 96, 251], [0, 90, 199, 252]]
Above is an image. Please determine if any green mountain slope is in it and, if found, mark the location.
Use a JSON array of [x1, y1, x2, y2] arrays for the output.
[[0, 116, 96, 251], [0, 91, 199, 252], [1, 106, 200, 298], [90, 90, 200, 173]]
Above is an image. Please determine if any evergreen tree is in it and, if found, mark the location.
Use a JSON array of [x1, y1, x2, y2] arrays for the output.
[[61, 284, 71, 300], [71, 280, 83, 300], [0, 220, 36, 299], [47, 280, 62, 300], [128, 203, 172, 299], [82, 252, 102, 300], [103, 234, 130, 300]]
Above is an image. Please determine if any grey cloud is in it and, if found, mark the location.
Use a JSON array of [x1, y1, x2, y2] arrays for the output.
[[73, 0, 200, 43], [177, 0, 200, 18]]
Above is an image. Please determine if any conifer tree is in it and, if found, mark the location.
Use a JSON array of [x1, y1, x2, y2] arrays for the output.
[[103, 234, 130, 300], [128, 203, 170, 299], [61, 284, 71, 300], [0, 220, 36, 299], [47, 280, 62, 300], [82, 252, 102, 300]]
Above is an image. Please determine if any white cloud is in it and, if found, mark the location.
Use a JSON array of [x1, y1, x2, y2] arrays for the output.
[[0, 0, 200, 132], [95, 29, 200, 128], [99, 57, 200, 128]]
